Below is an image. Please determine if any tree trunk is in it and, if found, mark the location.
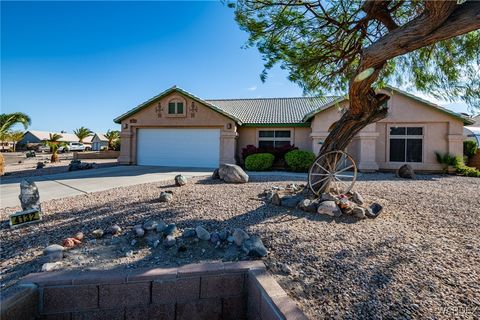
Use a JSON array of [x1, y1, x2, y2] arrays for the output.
[[51, 152, 59, 163]]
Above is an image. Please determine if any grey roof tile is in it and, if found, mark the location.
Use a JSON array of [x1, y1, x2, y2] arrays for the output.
[[206, 96, 339, 124]]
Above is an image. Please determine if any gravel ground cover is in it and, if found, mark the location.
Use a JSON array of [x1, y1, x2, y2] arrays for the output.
[[2, 155, 117, 179], [0, 173, 479, 319]]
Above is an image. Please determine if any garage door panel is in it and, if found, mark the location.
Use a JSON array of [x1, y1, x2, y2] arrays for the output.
[[137, 128, 220, 168]]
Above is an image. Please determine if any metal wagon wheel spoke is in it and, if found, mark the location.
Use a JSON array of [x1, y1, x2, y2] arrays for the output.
[[308, 151, 357, 195]]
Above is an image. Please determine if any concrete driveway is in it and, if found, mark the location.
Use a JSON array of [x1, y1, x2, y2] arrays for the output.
[[0, 166, 213, 209]]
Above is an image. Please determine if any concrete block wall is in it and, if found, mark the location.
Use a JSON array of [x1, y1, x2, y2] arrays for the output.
[[73, 151, 120, 160], [2, 261, 308, 320]]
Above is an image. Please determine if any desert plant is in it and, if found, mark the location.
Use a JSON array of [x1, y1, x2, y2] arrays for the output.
[[5, 131, 25, 152], [245, 153, 275, 171], [285, 150, 316, 172], [0, 112, 31, 175], [454, 155, 480, 177], [45, 133, 66, 163], [105, 130, 120, 150], [73, 127, 93, 143], [464, 140, 478, 159]]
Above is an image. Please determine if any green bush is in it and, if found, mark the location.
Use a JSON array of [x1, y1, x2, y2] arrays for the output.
[[284, 150, 316, 172], [435, 152, 457, 166], [455, 155, 480, 177], [245, 153, 275, 171], [464, 140, 478, 158]]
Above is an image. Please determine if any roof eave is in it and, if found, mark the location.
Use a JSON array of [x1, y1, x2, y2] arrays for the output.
[[113, 86, 243, 125]]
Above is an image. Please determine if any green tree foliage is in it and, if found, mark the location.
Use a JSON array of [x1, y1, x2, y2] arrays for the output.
[[105, 130, 120, 150], [73, 127, 93, 143], [45, 133, 66, 163], [0, 112, 31, 175]]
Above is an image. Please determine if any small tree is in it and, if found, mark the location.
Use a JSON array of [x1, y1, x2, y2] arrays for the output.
[[73, 127, 93, 143], [45, 133, 66, 163], [6, 131, 25, 152], [105, 130, 120, 150], [234, 0, 480, 193], [0, 112, 31, 175]]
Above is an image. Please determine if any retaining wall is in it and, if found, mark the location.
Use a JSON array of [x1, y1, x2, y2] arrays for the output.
[[1, 261, 308, 320], [73, 151, 120, 160]]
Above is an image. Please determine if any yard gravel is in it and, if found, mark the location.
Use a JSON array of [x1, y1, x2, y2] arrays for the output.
[[1, 173, 479, 319]]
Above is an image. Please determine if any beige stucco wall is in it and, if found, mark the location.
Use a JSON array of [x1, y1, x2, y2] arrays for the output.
[[118, 91, 238, 165], [310, 91, 465, 171], [236, 126, 312, 159]]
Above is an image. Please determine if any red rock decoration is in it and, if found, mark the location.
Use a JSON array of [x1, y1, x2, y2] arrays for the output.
[[62, 237, 81, 248]]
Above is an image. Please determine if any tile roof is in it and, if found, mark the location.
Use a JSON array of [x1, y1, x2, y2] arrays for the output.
[[27, 130, 95, 143], [206, 96, 339, 125]]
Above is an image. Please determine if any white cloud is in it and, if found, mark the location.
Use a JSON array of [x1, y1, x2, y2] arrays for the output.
[[247, 86, 257, 91]]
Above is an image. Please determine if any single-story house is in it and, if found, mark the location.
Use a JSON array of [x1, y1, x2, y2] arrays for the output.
[[20, 131, 94, 149], [114, 86, 473, 171], [464, 115, 480, 145], [91, 133, 109, 151]]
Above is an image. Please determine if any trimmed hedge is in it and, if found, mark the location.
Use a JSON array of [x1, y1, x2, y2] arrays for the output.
[[245, 153, 275, 171], [455, 155, 480, 177], [285, 150, 316, 172]]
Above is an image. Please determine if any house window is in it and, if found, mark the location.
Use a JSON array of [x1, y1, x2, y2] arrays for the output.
[[258, 130, 291, 148], [389, 126, 423, 162], [168, 100, 184, 115]]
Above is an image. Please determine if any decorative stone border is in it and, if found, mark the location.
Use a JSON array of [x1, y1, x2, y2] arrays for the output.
[[1, 261, 308, 320]]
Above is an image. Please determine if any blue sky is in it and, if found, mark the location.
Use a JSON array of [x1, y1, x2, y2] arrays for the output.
[[1, 1, 470, 133]]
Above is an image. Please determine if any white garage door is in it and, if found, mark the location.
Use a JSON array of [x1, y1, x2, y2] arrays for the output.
[[136, 128, 220, 168]]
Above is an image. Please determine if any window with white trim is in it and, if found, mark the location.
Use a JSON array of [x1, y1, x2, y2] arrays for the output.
[[167, 99, 184, 115], [258, 130, 291, 148], [389, 126, 423, 162]]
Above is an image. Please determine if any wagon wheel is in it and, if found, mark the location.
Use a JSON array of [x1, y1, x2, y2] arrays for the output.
[[308, 150, 357, 195]]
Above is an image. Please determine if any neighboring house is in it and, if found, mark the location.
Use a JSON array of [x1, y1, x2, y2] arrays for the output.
[[464, 114, 480, 145], [91, 133, 109, 151], [114, 86, 473, 171], [20, 131, 93, 149]]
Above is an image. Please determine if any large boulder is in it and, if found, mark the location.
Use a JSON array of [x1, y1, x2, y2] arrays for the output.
[[317, 201, 341, 217], [19, 180, 41, 211], [397, 164, 415, 179], [217, 164, 249, 183]]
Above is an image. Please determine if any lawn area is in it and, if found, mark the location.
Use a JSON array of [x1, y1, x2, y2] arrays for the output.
[[1, 173, 479, 319]]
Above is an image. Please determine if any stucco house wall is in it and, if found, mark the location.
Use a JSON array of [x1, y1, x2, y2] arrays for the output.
[[118, 92, 238, 165]]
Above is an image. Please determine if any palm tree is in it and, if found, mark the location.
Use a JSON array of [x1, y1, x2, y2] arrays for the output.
[[0, 112, 31, 175], [45, 133, 65, 163], [73, 127, 93, 143], [105, 130, 120, 150], [6, 131, 25, 152]]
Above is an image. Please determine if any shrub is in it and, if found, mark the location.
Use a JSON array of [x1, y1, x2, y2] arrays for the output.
[[241, 144, 297, 161], [464, 140, 478, 159], [284, 150, 316, 172], [435, 152, 457, 166], [245, 153, 275, 171], [455, 155, 480, 177]]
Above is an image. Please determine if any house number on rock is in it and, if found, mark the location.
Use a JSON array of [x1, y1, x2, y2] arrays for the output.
[[10, 208, 42, 228], [190, 102, 198, 118]]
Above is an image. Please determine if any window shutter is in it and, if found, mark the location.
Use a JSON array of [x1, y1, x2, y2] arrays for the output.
[[168, 102, 176, 114], [177, 102, 184, 114]]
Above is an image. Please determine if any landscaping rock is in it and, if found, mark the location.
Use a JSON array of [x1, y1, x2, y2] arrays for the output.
[[163, 235, 176, 247], [218, 164, 249, 183], [271, 193, 281, 206], [19, 179, 41, 211], [320, 193, 337, 202], [218, 229, 228, 241], [134, 226, 145, 238], [212, 168, 220, 180], [159, 192, 173, 202], [125, 250, 134, 257], [153, 240, 160, 248], [227, 236, 235, 243], [242, 236, 268, 257], [366, 203, 383, 218], [281, 195, 303, 208], [210, 232, 220, 244], [42, 262, 63, 272], [156, 221, 167, 233], [397, 164, 415, 179], [317, 201, 341, 217], [353, 207, 367, 219], [69, 160, 94, 171], [92, 229, 104, 239], [109, 225, 122, 235], [36, 162, 45, 169], [298, 199, 317, 213], [74, 232, 84, 241], [233, 228, 250, 246], [143, 220, 157, 231], [175, 174, 187, 186], [281, 263, 293, 275], [195, 226, 210, 241], [43, 244, 64, 261], [352, 191, 364, 205], [164, 224, 177, 236], [182, 228, 196, 238]]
